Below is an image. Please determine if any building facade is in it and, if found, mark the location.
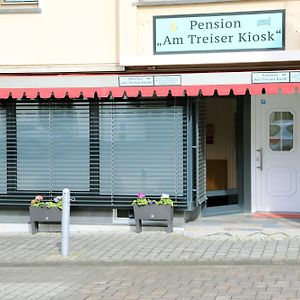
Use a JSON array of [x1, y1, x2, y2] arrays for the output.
[[0, 0, 300, 229]]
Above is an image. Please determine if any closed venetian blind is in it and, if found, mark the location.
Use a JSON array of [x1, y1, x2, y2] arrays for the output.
[[16, 103, 90, 192], [99, 102, 184, 197], [0, 106, 6, 194], [196, 98, 207, 205]]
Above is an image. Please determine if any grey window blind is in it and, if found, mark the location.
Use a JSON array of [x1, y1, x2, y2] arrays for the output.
[[16, 103, 90, 192], [0, 107, 6, 194], [99, 103, 184, 197], [196, 98, 207, 205]]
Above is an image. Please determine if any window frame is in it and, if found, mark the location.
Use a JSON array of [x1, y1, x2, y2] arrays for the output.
[[0, 98, 190, 210], [2, 0, 38, 3], [269, 110, 294, 152], [16, 101, 91, 192], [0, 0, 40, 13]]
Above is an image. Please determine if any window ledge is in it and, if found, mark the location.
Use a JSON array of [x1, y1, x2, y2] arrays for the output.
[[134, 0, 239, 6], [0, 7, 40, 13]]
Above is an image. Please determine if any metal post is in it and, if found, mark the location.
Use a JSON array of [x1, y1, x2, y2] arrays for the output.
[[61, 188, 70, 257]]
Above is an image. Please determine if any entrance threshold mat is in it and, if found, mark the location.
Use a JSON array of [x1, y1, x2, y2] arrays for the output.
[[254, 212, 300, 219]]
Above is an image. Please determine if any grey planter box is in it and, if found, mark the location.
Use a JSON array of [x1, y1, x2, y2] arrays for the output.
[[133, 205, 173, 233], [29, 206, 62, 234]]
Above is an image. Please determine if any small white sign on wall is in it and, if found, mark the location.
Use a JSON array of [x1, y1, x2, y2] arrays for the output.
[[119, 76, 154, 87], [154, 75, 181, 86], [119, 75, 182, 87], [290, 72, 300, 83], [252, 72, 290, 83]]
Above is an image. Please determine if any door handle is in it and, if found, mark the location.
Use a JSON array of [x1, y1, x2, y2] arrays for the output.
[[256, 148, 263, 171]]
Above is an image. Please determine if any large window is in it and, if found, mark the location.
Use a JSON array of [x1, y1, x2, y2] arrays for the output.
[[16, 103, 90, 192], [0, 99, 188, 208], [0, 106, 6, 194]]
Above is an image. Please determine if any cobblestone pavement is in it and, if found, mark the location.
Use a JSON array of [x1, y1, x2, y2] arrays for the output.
[[0, 264, 300, 300], [1, 232, 300, 265]]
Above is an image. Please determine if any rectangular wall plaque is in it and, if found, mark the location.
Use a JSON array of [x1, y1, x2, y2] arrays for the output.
[[119, 76, 154, 87], [119, 75, 182, 87], [154, 10, 285, 54], [290, 72, 300, 83], [252, 72, 290, 83], [154, 75, 181, 86]]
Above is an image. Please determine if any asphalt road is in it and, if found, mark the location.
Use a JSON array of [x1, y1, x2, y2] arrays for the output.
[[0, 264, 299, 300]]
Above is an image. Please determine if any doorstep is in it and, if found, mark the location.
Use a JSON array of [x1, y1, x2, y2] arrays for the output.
[[183, 213, 300, 239]]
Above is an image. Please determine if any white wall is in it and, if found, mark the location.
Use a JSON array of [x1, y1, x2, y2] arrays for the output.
[[0, 0, 121, 72]]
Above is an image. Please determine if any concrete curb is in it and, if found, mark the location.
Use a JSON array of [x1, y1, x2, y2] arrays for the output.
[[1, 258, 300, 268]]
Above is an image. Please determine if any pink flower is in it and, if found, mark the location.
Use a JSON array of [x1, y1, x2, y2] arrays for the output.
[[137, 193, 145, 199], [35, 195, 43, 201]]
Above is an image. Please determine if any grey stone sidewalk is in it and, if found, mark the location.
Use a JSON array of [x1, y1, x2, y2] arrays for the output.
[[1, 231, 300, 266], [1, 264, 300, 300]]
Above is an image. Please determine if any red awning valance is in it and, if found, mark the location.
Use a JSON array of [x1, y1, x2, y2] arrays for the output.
[[0, 83, 299, 99]]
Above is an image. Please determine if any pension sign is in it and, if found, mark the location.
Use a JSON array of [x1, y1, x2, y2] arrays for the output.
[[153, 10, 285, 54]]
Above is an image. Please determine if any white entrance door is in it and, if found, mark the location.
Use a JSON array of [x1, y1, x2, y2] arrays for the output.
[[255, 94, 300, 212]]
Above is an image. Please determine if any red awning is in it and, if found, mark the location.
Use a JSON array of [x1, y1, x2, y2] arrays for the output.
[[0, 83, 299, 99]]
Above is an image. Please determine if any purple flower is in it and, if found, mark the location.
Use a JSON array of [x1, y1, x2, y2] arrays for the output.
[[137, 192, 145, 199]]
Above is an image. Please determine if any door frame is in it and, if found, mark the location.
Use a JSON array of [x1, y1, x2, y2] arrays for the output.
[[202, 95, 252, 216], [251, 95, 261, 213]]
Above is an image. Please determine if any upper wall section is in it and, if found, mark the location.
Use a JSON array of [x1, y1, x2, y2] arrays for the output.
[[0, 0, 121, 73], [119, 0, 300, 68], [1, 0, 300, 73]]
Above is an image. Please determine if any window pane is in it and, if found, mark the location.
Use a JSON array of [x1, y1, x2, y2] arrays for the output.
[[269, 112, 281, 123], [99, 104, 184, 196], [282, 139, 293, 151], [17, 107, 50, 190], [270, 139, 281, 151], [269, 111, 293, 152], [270, 124, 280, 138], [17, 104, 90, 191], [282, 112, 293, 121], [51, 106, 90, 191]]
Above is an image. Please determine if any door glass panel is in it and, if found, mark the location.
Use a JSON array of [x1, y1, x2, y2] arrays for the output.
[[269, 111, 293, 152]]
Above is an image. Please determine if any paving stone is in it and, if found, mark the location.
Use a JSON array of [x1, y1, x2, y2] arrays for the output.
[[1, 231, 300, 266], [0, 264, 298, 299]]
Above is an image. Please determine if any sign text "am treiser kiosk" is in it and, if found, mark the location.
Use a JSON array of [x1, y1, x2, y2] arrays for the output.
[[154, 10, 285, 54]]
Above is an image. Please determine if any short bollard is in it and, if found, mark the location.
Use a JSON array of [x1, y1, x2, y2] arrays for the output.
[[61, 188, 71, 257]]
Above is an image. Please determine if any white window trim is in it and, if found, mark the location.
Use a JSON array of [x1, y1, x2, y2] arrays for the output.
[[3, 0, 38, 3], [134, 0, 241, 6], [0, 0, 40, 13]]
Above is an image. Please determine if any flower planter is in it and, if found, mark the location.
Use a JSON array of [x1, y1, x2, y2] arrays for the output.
[[29, 206, 62, 234], [133, 205, 173, 233]]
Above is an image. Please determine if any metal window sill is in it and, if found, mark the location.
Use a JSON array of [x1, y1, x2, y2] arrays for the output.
[[0, 5, 40, 13], [134, 0, 240, 7]]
